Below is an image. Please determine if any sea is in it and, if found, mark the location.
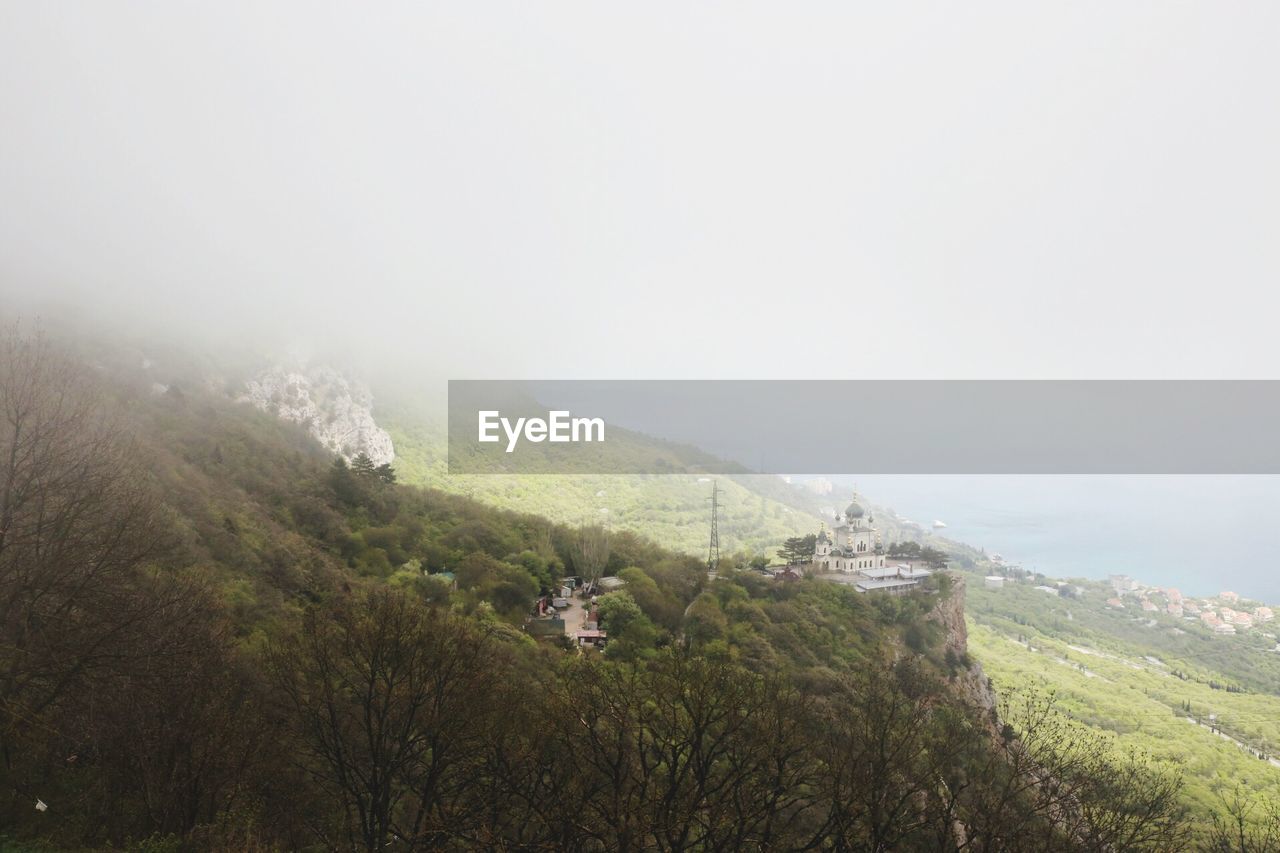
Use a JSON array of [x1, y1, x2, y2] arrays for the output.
[[831, 476, 1280, 604]]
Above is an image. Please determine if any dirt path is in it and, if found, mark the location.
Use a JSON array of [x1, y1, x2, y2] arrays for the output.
[[559, 594, 589, 637]]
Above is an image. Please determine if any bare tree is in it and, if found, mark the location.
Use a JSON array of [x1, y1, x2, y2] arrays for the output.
[[806, 658, 954, 851], [1208, 787, 1280, 853], [269, 588, 502, 851], [69, 589, 270, 843], [946, 688, 1191, 852], [0, 328, 175, 784], [573, 522, 610, 593]]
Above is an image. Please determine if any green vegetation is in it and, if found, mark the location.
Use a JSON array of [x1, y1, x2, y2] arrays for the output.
[[965, 571, 1280, 842], [382, 403, 832, 558], [0, 330, 1221, 850]]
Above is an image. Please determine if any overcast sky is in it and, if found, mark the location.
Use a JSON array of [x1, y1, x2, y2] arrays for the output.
[[2, 3, 1279, 381]]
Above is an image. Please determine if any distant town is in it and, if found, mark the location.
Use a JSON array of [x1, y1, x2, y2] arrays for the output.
[[979, 550, 1277, 646], [1101, 573, 1274, 637]]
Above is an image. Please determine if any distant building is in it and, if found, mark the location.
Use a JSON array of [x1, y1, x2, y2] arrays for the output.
[[1220, 591, 1240, 603], [1166, 602, 1183, 617], [1214, 623, 1237, 635], [1140, 600, 1158, 612], [1106, 597, 1125, 609], [1167, 588, 1183, 604], [984, 576, 1006, 590], [1255, 606, 1274, 623], [574, 629, 607, 648], [854, 576, 926, 596], [853, 563, 934, 595], [1110, 575, 1139, 593]]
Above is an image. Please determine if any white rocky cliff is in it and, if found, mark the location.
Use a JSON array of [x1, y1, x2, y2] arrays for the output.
[[239, 365, 395, 465]]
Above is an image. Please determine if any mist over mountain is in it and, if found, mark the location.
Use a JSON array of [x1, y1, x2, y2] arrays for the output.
[[4, 3, 1280, 847], [4, 4, 1280, 384]]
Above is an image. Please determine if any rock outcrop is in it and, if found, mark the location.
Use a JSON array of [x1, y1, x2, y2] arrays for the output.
[[240, 365, 394, 465], [930, 574, 1000, 719]]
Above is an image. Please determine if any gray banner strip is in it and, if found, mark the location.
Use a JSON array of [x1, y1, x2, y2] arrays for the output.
[[448, 380, 1280, 474]]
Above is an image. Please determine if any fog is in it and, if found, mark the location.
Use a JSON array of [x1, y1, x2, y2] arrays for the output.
[[3, 3, 1280, 383], [4, 5, 1280, 596]]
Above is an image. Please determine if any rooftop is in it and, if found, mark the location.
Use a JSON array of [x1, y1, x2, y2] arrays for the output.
[[856, 578, 922, 592], [861, 566, 903, 579]]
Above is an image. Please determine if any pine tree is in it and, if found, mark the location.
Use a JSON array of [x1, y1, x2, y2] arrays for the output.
[[328, 457, 363, 505], [351, 452, 376, 478]]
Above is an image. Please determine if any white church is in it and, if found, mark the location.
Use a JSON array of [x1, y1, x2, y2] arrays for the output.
[[812, 494, 933, 594], [813, 495, 886, 573]]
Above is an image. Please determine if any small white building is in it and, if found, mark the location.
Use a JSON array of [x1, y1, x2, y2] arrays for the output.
[[853, 564, 933, 595], [984, 576, 1005, 590], [1109, 574, 1139, 593], [855, 577, 923, 596]]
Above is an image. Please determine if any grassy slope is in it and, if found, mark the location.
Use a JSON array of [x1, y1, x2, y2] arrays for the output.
[[966, 579, 1280, 828], [381, 407, 830, 558]]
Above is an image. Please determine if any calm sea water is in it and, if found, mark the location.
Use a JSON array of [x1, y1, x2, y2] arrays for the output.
[[838, 476, 1280, 604]]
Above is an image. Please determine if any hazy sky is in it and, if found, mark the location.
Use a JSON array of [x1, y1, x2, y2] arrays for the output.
[[3, 3, 1279, 381]]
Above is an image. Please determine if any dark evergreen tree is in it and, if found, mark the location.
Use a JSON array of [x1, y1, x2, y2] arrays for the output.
[[779, 533, 816, 565], [328, 456, 364, 505], [351, 451, 376, 477]]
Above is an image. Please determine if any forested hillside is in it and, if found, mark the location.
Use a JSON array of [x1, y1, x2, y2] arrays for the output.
[[0, 330, 1243, 851], [379, 399, 830, 559]]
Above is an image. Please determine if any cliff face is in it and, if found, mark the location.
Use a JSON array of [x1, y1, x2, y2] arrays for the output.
[[239, 365, 394, 465], [931, 574, 999, 719]]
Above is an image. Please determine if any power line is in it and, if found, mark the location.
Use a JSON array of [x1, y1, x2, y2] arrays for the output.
[[707, 480, 721, 573]]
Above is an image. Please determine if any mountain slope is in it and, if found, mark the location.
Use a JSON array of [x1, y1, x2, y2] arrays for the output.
[[379, 400, 830, 558], [0, 330, 1224, 850], [960, 563, 1280, 836]]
